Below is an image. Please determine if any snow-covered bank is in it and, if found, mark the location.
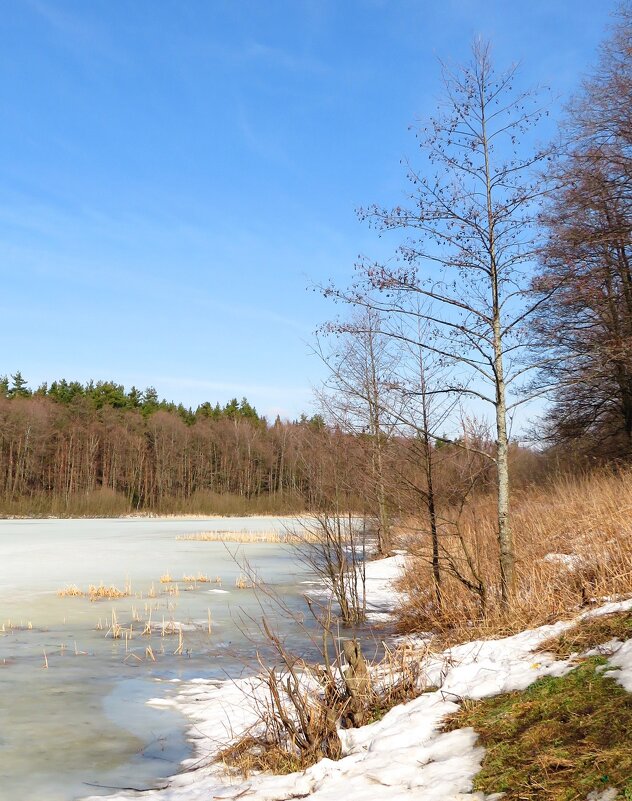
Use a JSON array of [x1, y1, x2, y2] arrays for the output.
[[87, 592, 632, 801], [363, 552, 405, 621], [302, 551, 406, 621]]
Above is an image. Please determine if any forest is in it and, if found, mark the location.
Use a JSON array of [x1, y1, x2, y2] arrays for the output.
[[0, 374, 332, 515]]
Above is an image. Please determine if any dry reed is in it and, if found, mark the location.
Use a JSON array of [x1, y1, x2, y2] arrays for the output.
[[396, 468, 632, 643], [88, 583, 130, 601], [57, 584, 84, 598], [57, 582, 131, 601], [182, 573, 211, 583], [175, 529, 317, 544]]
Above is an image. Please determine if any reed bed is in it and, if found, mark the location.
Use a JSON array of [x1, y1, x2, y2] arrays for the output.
[[57, 584, 84, 597], [175, 528, 316, 544], [57, 582, 131, 600], [88, 583, 131, 601], [57, 577, 200, 603], [396, 468, 632, 643]]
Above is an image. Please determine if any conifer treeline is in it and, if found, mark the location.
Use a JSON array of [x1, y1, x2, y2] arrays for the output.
[[0, 373, 333, 515]]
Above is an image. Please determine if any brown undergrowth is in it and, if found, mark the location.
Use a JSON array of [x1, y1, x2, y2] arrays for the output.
[[396, 469, 632, 644], [218, 639, 432, 778]]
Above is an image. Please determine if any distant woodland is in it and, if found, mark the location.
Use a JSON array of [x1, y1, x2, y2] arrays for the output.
[[0, 375, 337, 515]]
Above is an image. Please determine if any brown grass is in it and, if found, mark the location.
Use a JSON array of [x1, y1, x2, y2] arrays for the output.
[[175, 528, 318, 544], [57, 582, 131, 600], [88, 583, 130, 601], [0, 489, 307, 518], [539, 611, 632, 658], [396, 468, 632, 643], [218, 735, 308, 777]]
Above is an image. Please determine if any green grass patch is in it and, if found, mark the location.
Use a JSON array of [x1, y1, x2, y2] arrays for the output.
[[445, 657, 632, 800], [540, 612, 632, 659]]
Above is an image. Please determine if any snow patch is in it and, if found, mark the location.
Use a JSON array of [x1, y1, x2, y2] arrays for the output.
[[542, 552, 584, 570]]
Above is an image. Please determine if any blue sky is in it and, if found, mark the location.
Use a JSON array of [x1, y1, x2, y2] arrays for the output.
[[0, 0, 617, 419]]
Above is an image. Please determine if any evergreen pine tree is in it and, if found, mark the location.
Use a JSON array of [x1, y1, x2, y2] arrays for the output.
[[9, 371, 30, 398]]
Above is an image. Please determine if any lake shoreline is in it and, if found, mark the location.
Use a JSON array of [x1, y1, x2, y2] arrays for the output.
[[82, 552, 405, 801], [0, 516, 315, 801]]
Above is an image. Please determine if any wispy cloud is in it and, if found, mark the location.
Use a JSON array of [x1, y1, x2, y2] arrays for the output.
[[244, 41, 329, 75], [25, 0, 127, 64], [204, 37, 330, 76], [0, 196, 313, 333]]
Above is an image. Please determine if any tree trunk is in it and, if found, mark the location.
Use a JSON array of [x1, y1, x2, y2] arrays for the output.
[[481, 79, 515, 609]]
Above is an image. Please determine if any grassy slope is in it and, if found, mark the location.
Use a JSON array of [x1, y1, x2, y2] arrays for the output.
[[445, 614, 632, 800]]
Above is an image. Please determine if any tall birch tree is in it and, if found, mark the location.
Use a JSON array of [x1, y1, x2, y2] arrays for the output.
[[330, 41, 554, 607]]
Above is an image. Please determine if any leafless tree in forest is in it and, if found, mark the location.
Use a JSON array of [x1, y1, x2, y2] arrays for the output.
[[532, 4, 632, 457], [315, 308, 399, 555], [385, 310, 459, 609]]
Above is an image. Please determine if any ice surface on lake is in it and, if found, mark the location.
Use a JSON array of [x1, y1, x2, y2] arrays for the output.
[[0, 517, 311, 801]]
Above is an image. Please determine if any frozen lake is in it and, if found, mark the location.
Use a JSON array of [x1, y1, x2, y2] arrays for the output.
[[0, 517, 313, 801]]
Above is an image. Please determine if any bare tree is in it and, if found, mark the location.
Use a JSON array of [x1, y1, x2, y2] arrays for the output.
[[391, 319, 455, 608], [298, 511, 368, 626], [327, 41, 554, 607], [315, 309, 399, 555], [532, 4, 632, 458]]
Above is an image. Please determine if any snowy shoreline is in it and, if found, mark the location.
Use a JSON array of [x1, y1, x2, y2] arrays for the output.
[[85, 557, 632, 801]]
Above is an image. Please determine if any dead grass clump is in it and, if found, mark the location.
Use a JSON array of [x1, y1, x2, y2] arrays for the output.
[[396, 468, 632, 643], [363, 643, 434, 724], [58, 583, 132, 601], [57, 584, 84, 597], [156, 619, 183, 636], [539, 611, 632, 658], [88, 583, 130, 601], [218, 734, 311, 777], [444, 657, 632, 799], [181, 573, 211, 583], [220, 696, 342, 777], [219, 631, 434, 780], [105, 609, 126, 639]]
